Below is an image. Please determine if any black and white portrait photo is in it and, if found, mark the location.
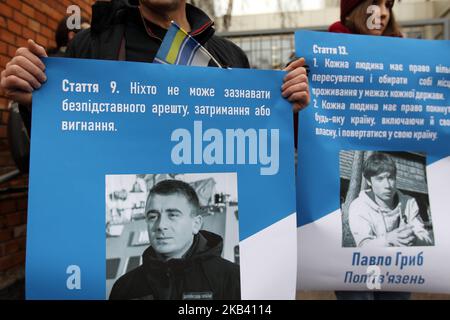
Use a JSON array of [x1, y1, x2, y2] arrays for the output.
[[105, 173, 240, 300], [340, 151, 435, 248]]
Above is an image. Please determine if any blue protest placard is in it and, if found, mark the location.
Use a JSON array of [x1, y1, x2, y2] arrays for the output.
[[296, 30, 450, 292], [26, 58, 297, 299]]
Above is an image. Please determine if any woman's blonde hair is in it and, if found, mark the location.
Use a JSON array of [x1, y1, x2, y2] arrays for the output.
[[344, 0, 402, 37]]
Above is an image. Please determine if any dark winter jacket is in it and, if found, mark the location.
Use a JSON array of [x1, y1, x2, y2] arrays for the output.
[[67, 0, 250, 68], [109, 230, 241, 300]]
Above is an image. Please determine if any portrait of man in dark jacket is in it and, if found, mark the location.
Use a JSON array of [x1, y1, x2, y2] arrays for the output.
[[109, 179, 240, 300]]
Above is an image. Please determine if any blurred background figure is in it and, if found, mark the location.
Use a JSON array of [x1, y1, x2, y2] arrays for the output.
[[47, 16, 91, 57], [329, 0, 402, 37]]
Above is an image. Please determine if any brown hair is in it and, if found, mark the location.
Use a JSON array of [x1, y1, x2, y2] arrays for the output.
[[344, 0, 402, 37]]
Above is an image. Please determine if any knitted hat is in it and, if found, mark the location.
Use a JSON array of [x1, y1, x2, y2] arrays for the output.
[[340, 0, 364, 22]]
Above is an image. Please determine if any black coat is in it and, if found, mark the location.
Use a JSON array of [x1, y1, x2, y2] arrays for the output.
[[66, 0, 250, 68], [109, 230, 241, 300]]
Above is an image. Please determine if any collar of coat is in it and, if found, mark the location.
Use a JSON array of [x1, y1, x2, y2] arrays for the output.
[[141, 230, 224, 274]]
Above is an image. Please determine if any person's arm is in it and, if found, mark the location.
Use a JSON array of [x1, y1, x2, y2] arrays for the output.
[[349, 199, 417, 247], [348, 201, 383, 247], [7, 102, 30, 173], [406, 198, 433, 246]]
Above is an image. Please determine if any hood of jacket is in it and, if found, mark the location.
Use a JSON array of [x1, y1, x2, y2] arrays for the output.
[[357, 189, 408, 216]]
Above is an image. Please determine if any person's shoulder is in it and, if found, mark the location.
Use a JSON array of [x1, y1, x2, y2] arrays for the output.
[[328, 21, 353, 34], [398, 190, 415, 201], [109, 265, 145, 300], [348, 193, 367, 212], [210, 36, 246, 57], [348, 192, 375, 222], [398, 191, 419, 210], [91, 0, 128, 31], [65, 29, 93, 58], [71, 28, 92, 44], [207, 35, 250, 68], [66, 22, 124, 59], [209, 35, 240, 49]]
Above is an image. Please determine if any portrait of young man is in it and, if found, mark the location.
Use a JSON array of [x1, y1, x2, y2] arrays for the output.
[[348, 152, 434, 248], [109, 179, 240, 300]]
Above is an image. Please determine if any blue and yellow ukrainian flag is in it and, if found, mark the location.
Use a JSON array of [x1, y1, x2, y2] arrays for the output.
[[154, 21, 221, 67]]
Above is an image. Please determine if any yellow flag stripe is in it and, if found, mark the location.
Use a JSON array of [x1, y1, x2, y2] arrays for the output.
[[166, 30, 187, 64]]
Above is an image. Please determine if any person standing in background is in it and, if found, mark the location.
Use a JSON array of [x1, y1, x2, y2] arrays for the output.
[[329, 0, 409, 300]]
